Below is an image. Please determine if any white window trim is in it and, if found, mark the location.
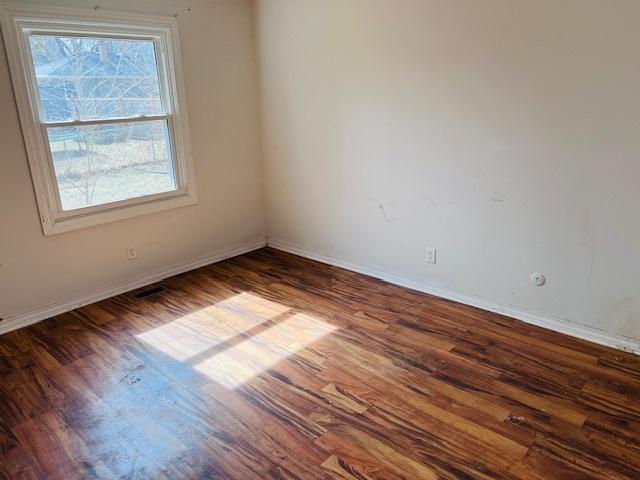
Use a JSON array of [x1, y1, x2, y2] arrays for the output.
[[0, 3, 197, 235]]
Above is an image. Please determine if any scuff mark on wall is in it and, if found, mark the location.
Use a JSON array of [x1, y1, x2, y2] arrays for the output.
[[378, 204, 400, 223], [373, 194, 461, 225], [421, 196, 438, 207], [414, 195, 460, 207]]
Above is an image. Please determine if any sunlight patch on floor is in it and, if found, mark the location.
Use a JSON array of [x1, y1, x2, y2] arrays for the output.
[[136, 292, 336, 388], [194, 312, 336, 388], [136, 292, 291, 361]]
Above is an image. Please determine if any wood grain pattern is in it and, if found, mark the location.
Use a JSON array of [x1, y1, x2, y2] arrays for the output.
[[1, 247, 639, 479]]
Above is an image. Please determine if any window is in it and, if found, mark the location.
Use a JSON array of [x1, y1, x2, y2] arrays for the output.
[[1, 5, 196, 234]]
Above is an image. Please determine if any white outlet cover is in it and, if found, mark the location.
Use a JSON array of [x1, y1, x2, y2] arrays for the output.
[[126, 246, 137, 260], [531, 272, 546, 286], [426, 248, 437, 264]]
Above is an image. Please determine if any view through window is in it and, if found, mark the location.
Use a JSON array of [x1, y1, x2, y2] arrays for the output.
[[30, 35, 177, 210]]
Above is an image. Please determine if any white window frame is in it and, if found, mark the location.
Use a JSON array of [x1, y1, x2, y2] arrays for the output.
[[0, 3, 197, 235]]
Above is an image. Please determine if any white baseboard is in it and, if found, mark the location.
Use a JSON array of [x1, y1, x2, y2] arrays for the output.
[[0, 239, 267, 336], [267, 237, 640, 355]]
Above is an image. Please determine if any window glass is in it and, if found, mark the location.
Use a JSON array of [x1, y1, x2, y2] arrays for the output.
[[46, 119, 175, 210], [29, 35, 164, 122]]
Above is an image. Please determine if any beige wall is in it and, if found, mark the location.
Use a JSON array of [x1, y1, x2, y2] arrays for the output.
[[2, 0, 639, 345], [255, 0, 640, 341], [0, 0, 265, 319]]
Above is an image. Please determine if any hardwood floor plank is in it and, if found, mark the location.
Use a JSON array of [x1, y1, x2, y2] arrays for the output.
[[315, 429, 439, 480], [0, 445, 46, 480]]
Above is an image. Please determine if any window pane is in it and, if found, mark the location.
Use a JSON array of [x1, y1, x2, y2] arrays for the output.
[[47, 120, 176, 210], [29, 35, 164, 122]]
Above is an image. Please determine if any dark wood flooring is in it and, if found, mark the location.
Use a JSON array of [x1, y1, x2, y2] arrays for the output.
[[1, 248, 639, 479]]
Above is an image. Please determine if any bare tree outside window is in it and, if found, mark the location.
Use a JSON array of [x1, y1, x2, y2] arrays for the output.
[[30, 35, 176, 210]]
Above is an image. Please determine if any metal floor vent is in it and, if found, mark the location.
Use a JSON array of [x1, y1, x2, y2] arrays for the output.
[[133, 286, 167, 299]]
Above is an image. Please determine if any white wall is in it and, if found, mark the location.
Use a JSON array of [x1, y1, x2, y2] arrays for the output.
[[255, 0, 640, 342], [0, 0, 265, 320]]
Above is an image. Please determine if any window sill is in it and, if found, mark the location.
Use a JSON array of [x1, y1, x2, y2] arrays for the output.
[[42, 191, 198, 235]]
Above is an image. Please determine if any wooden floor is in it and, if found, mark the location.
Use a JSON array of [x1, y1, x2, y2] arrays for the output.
[[1, 248, 639, 479]]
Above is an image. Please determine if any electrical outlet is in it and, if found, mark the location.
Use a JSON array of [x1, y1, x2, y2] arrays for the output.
[[126, 245, 137, 260], [426, 247, 437, 264]]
